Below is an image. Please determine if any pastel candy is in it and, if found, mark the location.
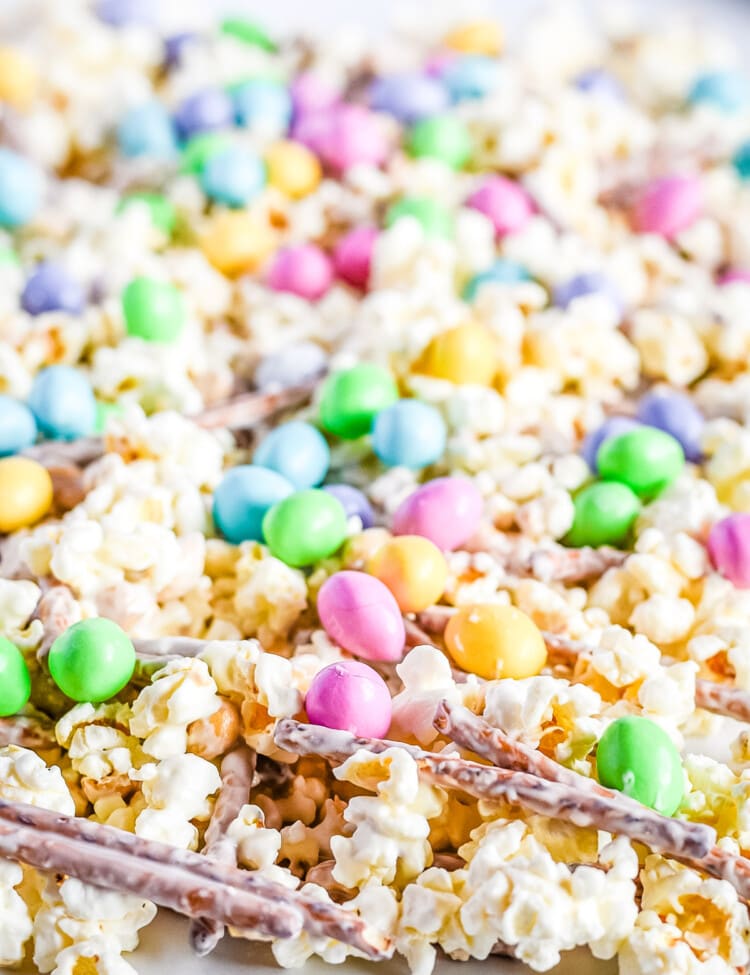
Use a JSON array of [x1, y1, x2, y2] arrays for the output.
[[305, 660, 392, 737], [467, 176, 534, 237], [317, 570, 405, 662], [708, 513, 750, 588], [392, 477, 482, 550], [633, 175, 703, 239]]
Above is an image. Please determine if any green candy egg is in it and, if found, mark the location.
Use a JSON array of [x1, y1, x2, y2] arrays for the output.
[[0, 636, 31, 716], [118, 192, 177, 236], [565, 481, 641, 548], [48, 618, 136, 703], [407, 115, 472, 170], [384, 197, 454, 239], [262, 489, 347, 567], [180, 132, 233, 174], [596, 715, 684, 816], [220, 17, 276, 52], [122, 276, 186, 343], [319, 364, 399, 440], [596, 427, 684, 500]]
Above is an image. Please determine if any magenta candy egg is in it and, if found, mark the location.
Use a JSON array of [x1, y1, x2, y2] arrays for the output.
[[708, 513, 750, 588], [719, 268, 750, 285], [317, 570, 405, 662], [305, 660, 392, 737], [467, 176, 534, 237], [633, 175, 703, 239], [321, 105, 388, 173], [291, 110, 333, 156], [392, 476, 483, 550], [267, 244, 333, 300], [291, 72, 339, 118], [333, 226, 378, 289]]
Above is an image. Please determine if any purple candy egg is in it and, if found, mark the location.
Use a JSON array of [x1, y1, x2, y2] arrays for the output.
[[164, 33, 197, 68], [637, 391, 704, 462], [369, 73, 450, 124], [581, 416, 640, 471], [574, 69, 624, 100], [553, 271, 623, 318], [96, 0, 153, 26], [174, 88, 233, 139], [305, 659, 393, 736], [317, 570, 405, 662], [392, 477, 483, 550], [21, 263, 85, 316], [708, 513, 750, 588], [323, 484, 375, 529]]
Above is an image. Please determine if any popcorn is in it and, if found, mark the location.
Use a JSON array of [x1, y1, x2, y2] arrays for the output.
[[0, 746, 75, 815], [0, 860, 34, 967], [131, 753, 221, 850]]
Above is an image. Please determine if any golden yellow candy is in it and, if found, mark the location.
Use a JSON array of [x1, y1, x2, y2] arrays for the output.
[[0, 47, 37, 110], [445, 604, 547, 680], [367, 535, 447, 614], [265, 140, 322, 200], [0, 457, 53, 533], [415, 322, 497, 386], [443, 20, 504, 56], [200, 210, 276, 276]]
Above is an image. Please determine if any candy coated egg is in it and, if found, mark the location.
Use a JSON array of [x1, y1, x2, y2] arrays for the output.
[[174, 87, 233, 139], [220, 17, 276, 52], [255, 342, 327, 392], [163, 32, 197, 68], [467, 176, 533, 237], [463, 259, 530, 300], [708, 513, 750, 588], [553, 271, 622, 319], [367, 535, 447, 613], [122, 276, 185, 343], [0, 457, 53, 532], [96, 0, 153, 26], [323, 484, 375, 529], [372, 400, 446, 469], [213, 464, 294, 544], [262, 489, 347, 567], [597, 427, 684, 500], [0, 637, 31, 717], [265, 139, 322, 198], [28, 366, 96, 441], [118, 192, 176, 236], [688, 70, 749, 113], [0, 396, 37, 457], [734, 141, 750, 180], [415, 322, 497, 385], [333, 226, 378, 289], [392, 477, 482, 550], [441, 55, 501, 102], [445, 603, 547, 680], [0, 148, 42, 228], [21, 262, 85, 316], [581, 416, 640, 472], [200, 147, 266, 207], [443, 20, 504, 57], [319, 104, 389, 173], [201, 210, 276, 275], [633, 175, 703, 239], [267, 244, 333, 300], [254, 421, 330, 490], [636, 391, 704, 463], [384, 197, 454, 239], [305, 660, 392, 738], [596, 715, 683, 816], [233, 79, 292, 135], [290, 72, 339, 117], [117, 103, 177, 159], [180, 132, 233, 174], [407, 114, 471, 169], [369, 73, 449, 124], [574, 69, 624, 99], [564, 481, 641, 549], [48, 618, 136, 703], [319, 364, 399, 440], [718, 268, 750, 285], [0, 47, 37, 110], [317, 571, 405, 662]]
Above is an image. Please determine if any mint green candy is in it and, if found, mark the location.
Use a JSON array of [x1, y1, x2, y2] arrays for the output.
[[384, 197, 454, 238], [220, 17, 276, 51], [0, 636, 31, 716], [180, 132, 233, 174], [118, 192, 176, 236], [0, 246, 19, 266], [122, 276, 186, 343], [407, 115, 472, 169], [597, 427, 684, 500], [262, 489, 347, 567], [94, 400, 125, 434], [596, 715, 684, 816], [565, 481, 640, 548], [319, 364, 399, 440], [48, 618, 135, 703]]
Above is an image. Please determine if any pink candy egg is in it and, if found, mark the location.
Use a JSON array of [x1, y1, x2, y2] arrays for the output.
[[708, 513, 750, 588], [290, 72, 339, 118], [392, 476, 483, 550], [467, 176, 534, 237], [305, 659, 392, 737], [632, 175, 703, 239], [333, 226, 378, 289], [267, 243, 333, 300], [317, 569, 405, 662], [718, 268, 750, 285]]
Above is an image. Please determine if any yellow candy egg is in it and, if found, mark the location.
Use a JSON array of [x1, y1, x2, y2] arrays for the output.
[[0, 457, 53, 533], [443, 20, 504, 56], [265, 140, 322, 199], [415, 322, 497, 386], [201, 210, 277, 276], [445, 604, 547, 680], [367, 535, 447, 614], [0, 47, 38, 110]]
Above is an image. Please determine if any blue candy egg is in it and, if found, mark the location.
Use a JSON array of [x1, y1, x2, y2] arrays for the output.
[[117, 103, 177, 159], [442, 56, 500, 102], [688, 71, 750, 114], [463, 260, 530, 301], [734, 141, 750, 180], [372, 400, 446, 469], [370, 73, 449, 124], [233, 79, 292, 134], [254, 342, 327, 392], [200, 148, 266, 207], [174, 88, 233, 140], [213, 464, 294, 543], [553, 271, 623, 318], [637, 391, 704, 462], [0, 149, 42, 229], [0, 396, 37, 457], [28, 366, 97, 441], [254, 420, 330, 489], [21, 263, 85, 316], [323, 483, 375, 528], [96, 0, 153, 25], [581, 416, 640, 472], [574, 69, 624, 100]]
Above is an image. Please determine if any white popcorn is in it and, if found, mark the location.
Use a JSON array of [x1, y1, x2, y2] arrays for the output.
[[630, 309, 708, 385], [0, 860, 34, 967], [0, 746, 75, 814], [0, 578, 43, 649], [132, 753, 221, 850], [226, 803, 283, 872]]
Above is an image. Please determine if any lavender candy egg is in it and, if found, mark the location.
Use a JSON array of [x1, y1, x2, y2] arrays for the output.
[[708, 514, 750, 588], [581, 416, 640, 472], [392, 476, 482, 550], [369, 73, 449, 124], [21, 262, 85, 316], [637, 391, 704, 462], [553, 271, 623, 319], [174, 88, 233, 139], [305, 659, 392, 737], [318, 570, 405, 663], [323, 484, 375, 528]]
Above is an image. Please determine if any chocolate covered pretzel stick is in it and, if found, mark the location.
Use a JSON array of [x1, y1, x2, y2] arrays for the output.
[[190, 746, 257, 956], [464, 530, 628, 583]]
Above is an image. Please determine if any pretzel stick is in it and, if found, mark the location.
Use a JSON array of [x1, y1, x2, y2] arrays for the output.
[[133, 637, 208, 658], [464, 531, 628, 583], [190, 746, 256, 956]]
